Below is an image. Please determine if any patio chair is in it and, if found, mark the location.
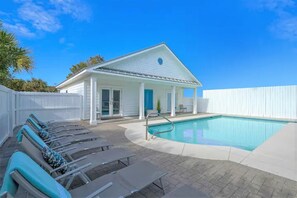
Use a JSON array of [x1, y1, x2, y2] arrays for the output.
[[24, 119, 101, 147], [162, 185, 208, 198], [178, 104, 187, 113], [17, 125, 112, 158], [0, 152, 167, 198], [27, 117, 90, 135], [29, 113, 84, 131], [26, 118, 91, 135], [19, 134, 135, 188]]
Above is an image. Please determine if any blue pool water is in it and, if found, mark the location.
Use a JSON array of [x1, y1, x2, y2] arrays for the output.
[[148, 116, 287, 151]]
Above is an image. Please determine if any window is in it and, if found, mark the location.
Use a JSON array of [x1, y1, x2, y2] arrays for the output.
[[157, 58, 163, 65]]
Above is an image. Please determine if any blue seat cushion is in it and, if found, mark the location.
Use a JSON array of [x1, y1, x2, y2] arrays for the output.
[[16, 125, 47, 149], [0, 152, 71, 198]]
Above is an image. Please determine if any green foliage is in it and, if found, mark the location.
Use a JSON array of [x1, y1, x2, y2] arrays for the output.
[[67, 55, 104, 79], [0, 22, 33, 83], [157, 99, 161, 112], [5, 78, 57, 92], [0, 21, 55, 92]]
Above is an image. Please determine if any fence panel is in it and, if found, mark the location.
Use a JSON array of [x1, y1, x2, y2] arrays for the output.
[[182, 97, 193, 112], [202, 85, 297, 119], [17, 92, 83, 124], [0, 85, 83, 146], [0, 86, 13, 146]]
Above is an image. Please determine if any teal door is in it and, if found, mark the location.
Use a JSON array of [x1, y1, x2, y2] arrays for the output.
[[144, 89, 153, 112]]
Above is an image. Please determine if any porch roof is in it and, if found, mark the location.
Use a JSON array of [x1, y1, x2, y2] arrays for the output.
[[95, 67, 201, 86]]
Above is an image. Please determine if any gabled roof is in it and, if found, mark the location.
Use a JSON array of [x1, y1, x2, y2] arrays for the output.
[[57, 43, 202, 88]]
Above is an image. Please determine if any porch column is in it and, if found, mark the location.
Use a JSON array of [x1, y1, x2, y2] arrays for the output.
[[171, 86, 176, 117], [193, 87, 198, 114], [90, 76, 97, 125], [139, 82, 145, 120]]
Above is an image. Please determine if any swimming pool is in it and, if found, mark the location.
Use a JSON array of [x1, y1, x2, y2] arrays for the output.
[[148, 116, 287, 151]]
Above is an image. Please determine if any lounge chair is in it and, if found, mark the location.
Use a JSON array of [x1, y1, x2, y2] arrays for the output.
[[0, 152, 166, 198], [178, 104, 187, 113], [27, 117, 90, 136], [29, 113, 85, 131], [19, 133, 135, 188], [24, 119, 101, 147], [17, 125, 112, 158], [163, 185, 208, 198]]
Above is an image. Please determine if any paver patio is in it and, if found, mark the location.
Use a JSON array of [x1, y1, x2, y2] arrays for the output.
[[1, 121, 297, 198]]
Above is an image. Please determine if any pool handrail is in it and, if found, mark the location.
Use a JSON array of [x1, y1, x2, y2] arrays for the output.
[[145, 112, 175, 140]]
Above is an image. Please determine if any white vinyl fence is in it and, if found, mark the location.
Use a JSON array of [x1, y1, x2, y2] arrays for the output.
[[202, 85, 297, 119], [182, 97, 206, 113], [0, 85, 83, 146], [182, 97, 194, 112], [0, 85, 15, 146]]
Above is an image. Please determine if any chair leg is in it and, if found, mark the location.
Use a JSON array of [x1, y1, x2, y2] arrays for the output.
[[159, 178, 165, 195]]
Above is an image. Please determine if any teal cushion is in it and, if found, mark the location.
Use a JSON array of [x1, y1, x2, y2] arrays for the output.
[[26, 117, 45, 132], [0, 152, 71, 198], [42, 147, 68, 174], [16, 125, 47, 149], [29, 114, 49, 129]]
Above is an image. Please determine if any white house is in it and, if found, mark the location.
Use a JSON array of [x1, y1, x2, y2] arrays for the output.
[[56, 43, 202, 125]]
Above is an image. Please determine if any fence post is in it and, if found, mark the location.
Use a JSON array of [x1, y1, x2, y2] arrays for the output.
[[15, 92, 19, 126], [9, 90, 15, 137], [12, 91, 16, 130]]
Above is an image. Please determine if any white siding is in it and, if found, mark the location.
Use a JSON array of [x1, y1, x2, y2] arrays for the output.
[[202, 86, 297, 119], [105, 47, 195, 82], [83, 75, 185, 118], [60, 80, 84, 95], [60, 80, 87, 119], [122, 83, 139, 116]]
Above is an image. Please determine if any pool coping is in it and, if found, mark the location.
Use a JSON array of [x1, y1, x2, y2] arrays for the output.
[[120, 114, 297, 182]]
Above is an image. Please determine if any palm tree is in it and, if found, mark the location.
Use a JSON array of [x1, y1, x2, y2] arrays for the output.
[[0, 22, 33, 84]]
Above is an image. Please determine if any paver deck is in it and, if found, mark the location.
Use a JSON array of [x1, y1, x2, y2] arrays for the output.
[[1, 121, 297, 198]]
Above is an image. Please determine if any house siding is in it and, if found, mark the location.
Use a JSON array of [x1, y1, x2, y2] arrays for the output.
[[60, 75, 187, 119], [105, 47, 195, 82], [59, 80, 88, 119]]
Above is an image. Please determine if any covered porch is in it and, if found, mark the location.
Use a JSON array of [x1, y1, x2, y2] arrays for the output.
[[88, 73, 200, 125]]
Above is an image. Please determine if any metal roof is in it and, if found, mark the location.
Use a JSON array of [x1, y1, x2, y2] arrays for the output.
[[95, 67, 200, 85]]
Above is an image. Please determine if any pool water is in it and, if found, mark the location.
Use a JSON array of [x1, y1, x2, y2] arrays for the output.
[[148, 116, 287, 151]]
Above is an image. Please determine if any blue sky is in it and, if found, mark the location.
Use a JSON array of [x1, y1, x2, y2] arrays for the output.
[[1, 0, 297, 96]]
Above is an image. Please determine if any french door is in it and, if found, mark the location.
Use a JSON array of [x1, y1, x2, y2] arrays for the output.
[[167, 92, 178, 112], [101, 88, 121, 117]]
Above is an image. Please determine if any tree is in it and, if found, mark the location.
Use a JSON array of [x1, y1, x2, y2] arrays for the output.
[[66, 55, 104, 79], [7, 78, 57, 92], [0, 22, 33, 84]]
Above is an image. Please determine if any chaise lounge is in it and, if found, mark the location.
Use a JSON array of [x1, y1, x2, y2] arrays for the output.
[[0, 152, 167, 198]]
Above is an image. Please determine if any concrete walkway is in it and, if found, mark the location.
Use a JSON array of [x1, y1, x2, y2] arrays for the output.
[[1, 122, 297, 197], [241, 123, 297, 181]]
